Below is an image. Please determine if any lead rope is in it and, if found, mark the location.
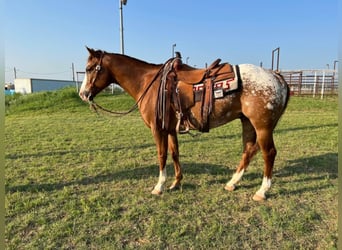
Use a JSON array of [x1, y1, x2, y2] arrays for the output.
[[89, 100, 139, 116]]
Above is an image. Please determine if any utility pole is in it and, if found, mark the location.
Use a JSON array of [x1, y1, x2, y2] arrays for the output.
[[14, 67, 17, 79], [119, 0, 127, 54]]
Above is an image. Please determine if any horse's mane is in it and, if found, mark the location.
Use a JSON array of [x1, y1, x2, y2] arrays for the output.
[[90, 49, 162, 67]]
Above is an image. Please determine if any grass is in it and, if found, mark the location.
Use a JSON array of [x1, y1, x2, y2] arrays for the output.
[[5, 87, 338, 249]]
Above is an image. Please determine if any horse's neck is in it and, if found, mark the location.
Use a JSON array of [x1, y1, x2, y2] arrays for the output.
[[109, 54, 160, 100]]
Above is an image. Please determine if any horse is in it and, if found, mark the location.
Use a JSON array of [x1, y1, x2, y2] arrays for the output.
[[79, 47, 290, 201]]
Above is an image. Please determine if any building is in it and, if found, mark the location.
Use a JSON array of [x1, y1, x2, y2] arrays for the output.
[[14, 78, 77, 94]]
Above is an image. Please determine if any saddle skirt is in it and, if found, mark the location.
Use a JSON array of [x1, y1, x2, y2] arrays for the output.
[[176, 62, 240, 108], [192, 64, 239, 102]]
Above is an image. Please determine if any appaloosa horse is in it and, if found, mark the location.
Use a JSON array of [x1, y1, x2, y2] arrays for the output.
[[79, 47, 289, 201]]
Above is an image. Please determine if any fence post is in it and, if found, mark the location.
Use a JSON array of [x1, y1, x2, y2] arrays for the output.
[[76, 73, 79, 93], [313, 71, 317, 98], [299, 72, 302, 96], [321, 71, 326, 99]]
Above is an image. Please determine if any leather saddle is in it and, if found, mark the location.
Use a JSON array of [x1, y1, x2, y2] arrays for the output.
[[170, 53, 236, 132], [173, 57, 234, 85]]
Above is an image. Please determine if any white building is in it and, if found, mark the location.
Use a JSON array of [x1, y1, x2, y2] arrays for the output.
[[14, 78, 77, 94]]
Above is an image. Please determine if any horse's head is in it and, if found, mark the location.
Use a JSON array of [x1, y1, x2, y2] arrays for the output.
[[79, 47, 115, 102]]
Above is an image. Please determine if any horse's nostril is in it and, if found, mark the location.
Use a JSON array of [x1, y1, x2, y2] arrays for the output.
[[79, 90, 91, 101]]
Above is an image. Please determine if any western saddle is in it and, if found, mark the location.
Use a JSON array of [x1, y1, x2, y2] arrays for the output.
[[157, 52, 236, 133]]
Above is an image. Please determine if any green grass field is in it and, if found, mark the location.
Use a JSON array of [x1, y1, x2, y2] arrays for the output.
[[5, 88, 338, 249]]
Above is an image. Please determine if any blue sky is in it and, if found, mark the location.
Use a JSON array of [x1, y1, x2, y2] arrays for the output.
[[5, 0, 338, 83]]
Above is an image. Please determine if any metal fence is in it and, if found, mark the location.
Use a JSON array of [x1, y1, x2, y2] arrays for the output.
[[281, 69, 338, 98]]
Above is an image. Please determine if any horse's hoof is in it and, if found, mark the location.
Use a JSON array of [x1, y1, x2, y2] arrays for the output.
[[252, 194, 266, 201], [224, 184, 235, 191], [151, 189, 163, 195], [169, 183, 181, 191]]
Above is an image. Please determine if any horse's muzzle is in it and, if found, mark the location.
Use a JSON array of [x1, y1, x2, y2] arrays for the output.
[[79, 90, 93, 102]]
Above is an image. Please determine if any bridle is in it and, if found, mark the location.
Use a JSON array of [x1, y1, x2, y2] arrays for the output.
[[88, 54, 176, 116], [87, 52, 104, 87]]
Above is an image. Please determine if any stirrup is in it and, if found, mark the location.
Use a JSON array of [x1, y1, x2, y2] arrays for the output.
[[175, 112, 189, 134], [178, 125, 190, 134]]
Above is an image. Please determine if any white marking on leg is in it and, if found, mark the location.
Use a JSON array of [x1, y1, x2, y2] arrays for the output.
[[154, 168, 167, 193], [226, 169, 245, 190], [255, 176, 271, 199]]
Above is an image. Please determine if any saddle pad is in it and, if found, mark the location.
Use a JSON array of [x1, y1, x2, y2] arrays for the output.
[[193, 65, 239, 102]]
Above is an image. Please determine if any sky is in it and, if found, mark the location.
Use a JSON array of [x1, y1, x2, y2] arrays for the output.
[[5, 0, 339, 83]]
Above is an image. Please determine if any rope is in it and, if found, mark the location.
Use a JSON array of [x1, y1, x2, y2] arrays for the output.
[[89, 101, 138, 116]]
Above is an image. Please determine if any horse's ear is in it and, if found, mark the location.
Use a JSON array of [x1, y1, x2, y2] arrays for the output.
[[85, 46, 95, 56]]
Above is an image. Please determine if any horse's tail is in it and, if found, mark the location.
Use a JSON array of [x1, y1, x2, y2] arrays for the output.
[[273, 71, 290, 114], [283, 80, 291, 114], [271, 71, 290, 130]]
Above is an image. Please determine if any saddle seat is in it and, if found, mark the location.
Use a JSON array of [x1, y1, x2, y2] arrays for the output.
[[174, 58, 235, 85]]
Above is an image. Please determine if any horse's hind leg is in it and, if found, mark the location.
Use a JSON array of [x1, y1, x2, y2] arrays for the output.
[[168, 132, 183, 190], [252, 129, 277, 201], [225, 116, 259, 191]]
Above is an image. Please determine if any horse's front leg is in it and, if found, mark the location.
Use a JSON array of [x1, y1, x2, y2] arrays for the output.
[[151, 130, 168, 195], [168, 132, 183, 191]]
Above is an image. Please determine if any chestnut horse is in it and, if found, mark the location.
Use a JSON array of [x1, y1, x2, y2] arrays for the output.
[[79, 47, 290, 201]]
